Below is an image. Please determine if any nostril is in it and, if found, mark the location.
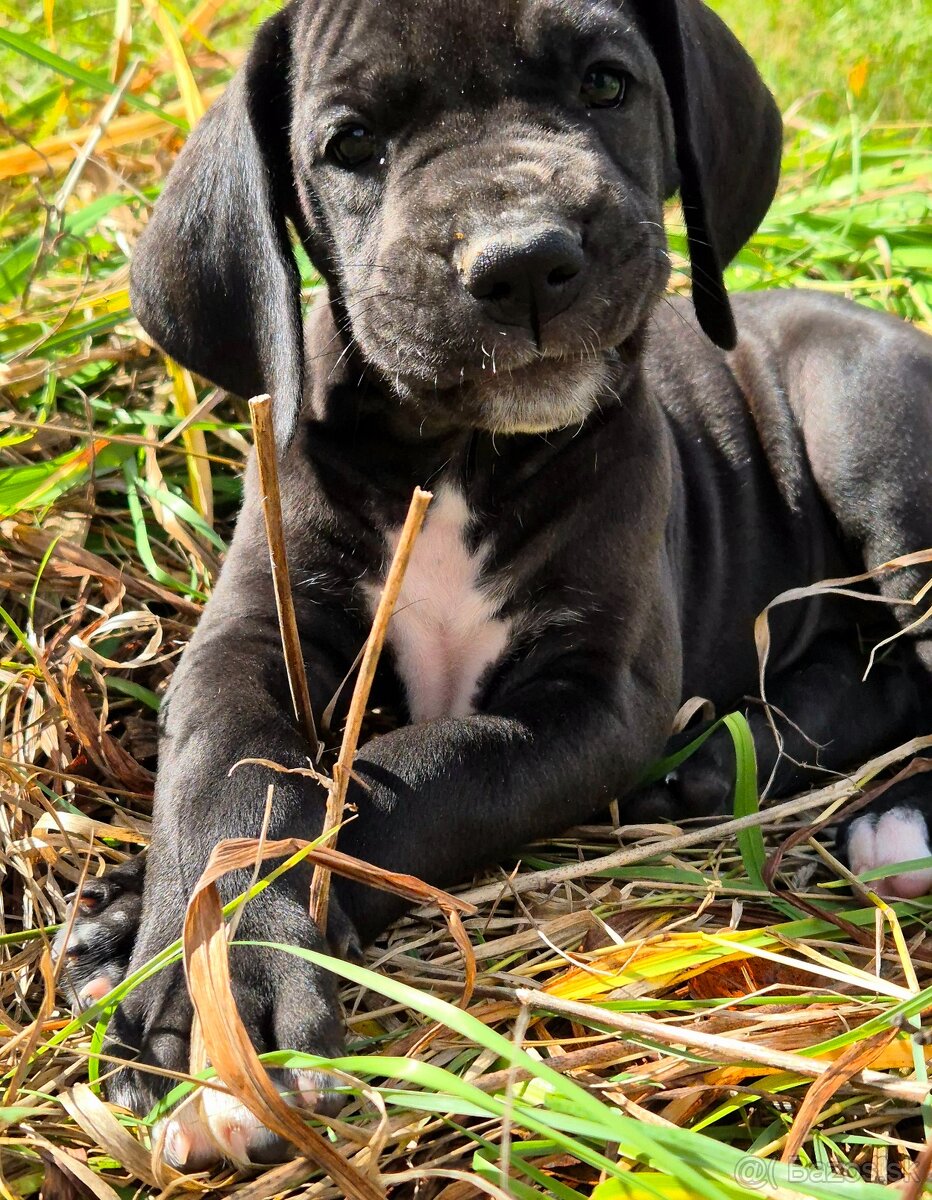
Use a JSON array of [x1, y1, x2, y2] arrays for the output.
[[483, 280, 512, 303], [547, 263, 580, 287]]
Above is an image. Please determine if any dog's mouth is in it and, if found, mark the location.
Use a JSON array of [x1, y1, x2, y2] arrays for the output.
[[451, 350, 616, 434], [351, 233, 670, 435], [375, 340, 621, 435]]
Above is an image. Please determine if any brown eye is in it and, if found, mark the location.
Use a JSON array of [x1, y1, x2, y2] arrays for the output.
[[580, 65, 628, 109], [328, 124, 379, 168]]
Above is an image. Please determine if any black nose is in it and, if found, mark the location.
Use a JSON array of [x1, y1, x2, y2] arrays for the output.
[[462, 225, 585, 334]]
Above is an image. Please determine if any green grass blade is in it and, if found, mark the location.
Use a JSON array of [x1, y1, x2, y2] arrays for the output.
[[0, 28, 185, 130]]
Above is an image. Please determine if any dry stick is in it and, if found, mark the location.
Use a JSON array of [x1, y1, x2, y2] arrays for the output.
[[248, 396, 319, 759], [515, 989, 931, 1104], [310, 487, 433, 930], [53, 58, 140, 215]]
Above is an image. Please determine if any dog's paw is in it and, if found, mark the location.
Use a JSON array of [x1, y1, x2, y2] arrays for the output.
[[53, 856, 145, 1011], [838, 782, 932, 900], [637, 727, 734, 822], [106, 901, 346, 1171], [149, 1066, 344, 1170]]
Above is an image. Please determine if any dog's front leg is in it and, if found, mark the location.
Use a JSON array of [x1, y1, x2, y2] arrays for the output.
[[98, 584, 367, 1168], [334, 657, 679, 942], [103, 610, 674, 1167]]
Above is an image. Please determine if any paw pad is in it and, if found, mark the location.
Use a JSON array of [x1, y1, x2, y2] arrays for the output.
[[155, 1069, 345, 1170], [845, 806, 932, 899]]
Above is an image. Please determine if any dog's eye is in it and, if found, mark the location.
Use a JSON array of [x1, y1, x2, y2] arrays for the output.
[[580, 66, 628, 109], [327, 124, 379, 169]]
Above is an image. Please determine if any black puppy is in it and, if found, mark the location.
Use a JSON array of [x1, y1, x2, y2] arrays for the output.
[[55, 0, 932, 1170]]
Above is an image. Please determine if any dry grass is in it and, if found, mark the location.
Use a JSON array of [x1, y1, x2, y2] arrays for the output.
[[4, 592, 932, 1200], [2, 0, 932, 1196], [2, 461, 932, 1200]]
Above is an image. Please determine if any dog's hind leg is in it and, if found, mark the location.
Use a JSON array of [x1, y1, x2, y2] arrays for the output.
[[646, 632, 929, 821], [781, 296, 932, 668], [646, 629, 932, 897], [778, 297, 932, 895]]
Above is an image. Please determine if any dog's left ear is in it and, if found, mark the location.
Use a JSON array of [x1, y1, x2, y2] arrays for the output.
[[634, 0, 783, 349], [130, 6, 306, 446]]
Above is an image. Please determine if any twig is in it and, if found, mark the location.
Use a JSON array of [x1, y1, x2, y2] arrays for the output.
[[248, 395, 319, 759], [310, 487, 432, 929], [515, 989, 931, 1104], [160, 386, 224, 446], [54, 58, 140, 214]]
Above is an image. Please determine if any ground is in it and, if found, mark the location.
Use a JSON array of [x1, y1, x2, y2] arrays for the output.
[[1, 1, 931, 1198]]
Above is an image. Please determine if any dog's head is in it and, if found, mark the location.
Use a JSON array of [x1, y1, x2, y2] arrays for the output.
[[130, 0, 781, 443]]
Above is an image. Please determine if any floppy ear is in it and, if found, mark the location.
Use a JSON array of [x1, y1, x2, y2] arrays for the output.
[[634, 0, 783, 350], [130, 6, 306, 446]]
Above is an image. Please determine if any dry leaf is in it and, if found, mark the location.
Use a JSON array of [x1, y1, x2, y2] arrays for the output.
[[183, 840, 386, 1199], [780, 1029, 898, 1163], [687, 958, 812, 999]]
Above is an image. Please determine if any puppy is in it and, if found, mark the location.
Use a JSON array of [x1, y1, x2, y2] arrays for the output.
[[56, 0, 932, 1169]]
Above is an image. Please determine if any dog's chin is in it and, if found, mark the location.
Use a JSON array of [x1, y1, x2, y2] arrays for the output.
[[462, 356, 613, 435]]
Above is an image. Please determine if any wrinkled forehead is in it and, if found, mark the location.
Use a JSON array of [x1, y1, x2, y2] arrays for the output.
[[292, 0, 652, 109]]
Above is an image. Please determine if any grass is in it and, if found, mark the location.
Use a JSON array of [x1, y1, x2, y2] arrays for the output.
[[1, 0, 931, 1197], [711, 0, 932, 124]]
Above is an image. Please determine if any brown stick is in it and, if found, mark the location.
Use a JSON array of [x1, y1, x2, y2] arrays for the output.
[[248, 396, 319, 760], [515, 989, 930, 1104], [310, 486, 432, 929]]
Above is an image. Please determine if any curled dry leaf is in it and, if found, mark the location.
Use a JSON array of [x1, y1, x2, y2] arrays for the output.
[[687, 956, 812, 999], [3, 521, 202, 615], [68, 610, 165, 670], [61, 1085, 158, 1187], [182, 837, 478, 1196], [33, 810, 148, 847], [183, 850, 386, 1199], [753, 549, 932, 704], [62, 661, 154, 795]]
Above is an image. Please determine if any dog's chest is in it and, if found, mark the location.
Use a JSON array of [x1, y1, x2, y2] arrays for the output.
[[370, 486, 511, 722]]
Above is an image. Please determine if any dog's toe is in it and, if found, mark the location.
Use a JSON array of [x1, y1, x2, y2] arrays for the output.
[[156, 1102, 220, 1172], [207, 1069, 345, 1164], [75, 970, 121, 1008], [202, 1088, 283, 1166], [843, 805, 932, 899], [284, 1068, 346, 1116], [158, 1069, 344, 1170], [53, 861, 144, 1012]]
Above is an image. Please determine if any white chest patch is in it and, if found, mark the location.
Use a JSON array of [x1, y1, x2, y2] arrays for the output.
[[371, 486, 511, 722]]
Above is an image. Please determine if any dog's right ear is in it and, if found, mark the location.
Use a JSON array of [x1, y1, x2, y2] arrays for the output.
[[130, 6, 305, 446]]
